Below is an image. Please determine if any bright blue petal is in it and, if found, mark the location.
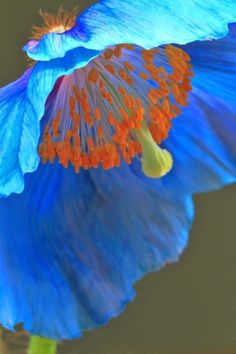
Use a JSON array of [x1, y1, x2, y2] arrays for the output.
[[162, 24, 236, 193], [0, 47, 99, 197], [24, 0, 236, 61], [0, 69, 39, 196], [0, 161, 193, 339]]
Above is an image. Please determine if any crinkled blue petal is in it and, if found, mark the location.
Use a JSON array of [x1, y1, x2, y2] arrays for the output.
[[162, 24, 236, 193], [23, 0, 236, 61], [0, 69, 37, 196], [0, 161, 193, 339], [0, 47, 99, 197]]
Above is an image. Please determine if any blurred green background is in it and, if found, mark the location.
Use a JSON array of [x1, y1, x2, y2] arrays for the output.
[[0, 1, 236, 353]]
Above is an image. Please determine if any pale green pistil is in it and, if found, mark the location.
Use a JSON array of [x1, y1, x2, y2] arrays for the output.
[[28, 336, 57, 354], [135, 123, 173, 178]]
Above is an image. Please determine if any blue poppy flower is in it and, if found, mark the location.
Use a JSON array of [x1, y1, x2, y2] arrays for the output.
[[0, 0, 236, 341]]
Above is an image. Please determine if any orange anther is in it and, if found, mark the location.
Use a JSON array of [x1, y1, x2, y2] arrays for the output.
[[103, 48, 114, 60], [52, 117, 60, 137], [123, 95, 134, 109], [59, 148, 69, 169], [90, 151, 99, 168], [113, 132, 127, 145], [55, 109, 62, 121], [114, 152, 121, 167], [176, 95, 188, 107], [118, 86, 127, 96], [123, 152, 132, 164], [56, 141, 63, 155], [48, 143, 56, 164], [128, 142, 135, 158], [125, 76, 134, 86], [152, 48, 160, 54], [171, 104, 182, 117], [108, 111, 116, 126], [74, 164, 80, 174], [99, 79, 105, 91], [119, 68, 127, 80], [81, 153, 89, 170], [186, 69, 195, 77], [120, 119, 132, 132], [128, 95, 135, 109], [180, 78, 192, 91], [148, 91, 158, 105], [123, 61, 134, 71], [94, 107, 101, 121], [139, 71, 149, 80], [104, 64, 116, 75], [97, 125, 104, 138], [107, 92, 113, 104], [159, 66, 167, 77], [136, 98, 145, 119], [72, 146, 81, 170], [142, 50, 154, 58], [114, 46, 122, 58], [100, 89, 107, 99], [87, 136, 94, 151], [133, 141, 142, 154], [149, 88, 160, 98], [81, 97, 90, 114], [122, 44, 134, 50], [142, 50, 154, 63], [84, 113, 93, 127], [73, 112, 81, 127], [159, 81, 169, 96], [80, 87, 87, 98], [73, 143, 81, 158], [69, 96, 76, 117], [170, 60, 186, 76], [65, 130, 73, 141], [38, 144, 47, 163], [88, 68, 99, 84], [162, 99, 170, 114], [73, 135, 81, 147], [120, 108, 129, 121], [73, 85, 80, 102], [130, 109, 138, 124]]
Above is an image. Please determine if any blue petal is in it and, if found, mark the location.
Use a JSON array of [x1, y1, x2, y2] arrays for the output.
[[162, 24, 236, 193], [24, 0, 236, 61], [0, 69, 39, 196], [0, 47, 99, 197], [0, 161, 193, 339]]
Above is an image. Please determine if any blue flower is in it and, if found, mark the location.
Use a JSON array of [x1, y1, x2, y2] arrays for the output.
[[0, 0, 236, 340]]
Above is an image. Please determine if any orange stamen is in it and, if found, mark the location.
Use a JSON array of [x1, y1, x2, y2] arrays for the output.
[[39, 43, 193, 174], [94, 107, 101, 121], [88, 68, 99, 84], [31, 7, 78, 41], [103, 49, 114, 60]]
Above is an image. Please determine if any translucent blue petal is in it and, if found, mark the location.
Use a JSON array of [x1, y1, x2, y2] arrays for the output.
[[0, 47, 99, 197], [23, 0, 236, 61], [0, 161, 193, 339], [162, 24, 236, 193]]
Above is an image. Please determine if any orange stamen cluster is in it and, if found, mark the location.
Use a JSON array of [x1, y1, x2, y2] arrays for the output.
[[31, 6, 77, 41], [141, 45, 193, 144], [38, 43, 193, 172], [39, 73, 143, 171]]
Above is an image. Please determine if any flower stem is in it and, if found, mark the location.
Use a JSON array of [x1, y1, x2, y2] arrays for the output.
[[28, 336, 57, 354]]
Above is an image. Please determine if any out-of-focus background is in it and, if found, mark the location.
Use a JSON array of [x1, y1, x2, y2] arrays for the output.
[[0, 1, 236, 353]]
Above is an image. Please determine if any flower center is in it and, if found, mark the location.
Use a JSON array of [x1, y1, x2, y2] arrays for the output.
[[31, 7, 77, 41], [38, 44, 193, 177]]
